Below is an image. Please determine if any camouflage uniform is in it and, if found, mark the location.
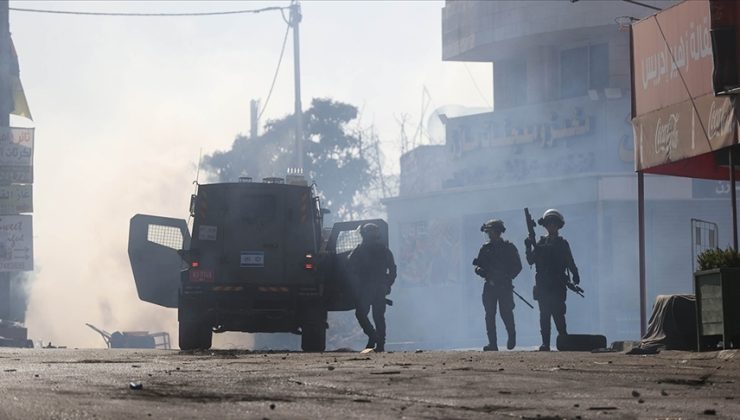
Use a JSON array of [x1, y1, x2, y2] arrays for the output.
[[349, 229, 396, 352], [526, 235, 580, 349], [475, 221, 522, 350]]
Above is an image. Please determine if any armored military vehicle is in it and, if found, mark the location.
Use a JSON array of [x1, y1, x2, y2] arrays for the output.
[[128, 176, 386, 351]]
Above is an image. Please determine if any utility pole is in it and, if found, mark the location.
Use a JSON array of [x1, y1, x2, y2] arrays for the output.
[[249, 99, 260, 139], [290, 1, 303, 173]]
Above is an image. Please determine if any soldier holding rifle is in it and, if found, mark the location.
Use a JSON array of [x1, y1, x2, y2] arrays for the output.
[[473, 219, 523, 351], [524, 208, 582, 351]]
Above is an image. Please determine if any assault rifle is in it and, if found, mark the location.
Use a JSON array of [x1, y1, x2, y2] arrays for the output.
[[566, 269, 585, 298], [472, 258, 533, 309], [566, 281, 585, 298], [511, 287, 534, 309], [524, 208, 537, 253]]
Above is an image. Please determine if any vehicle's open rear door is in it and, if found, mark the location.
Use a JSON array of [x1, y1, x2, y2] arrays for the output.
[[128, 214, 191, 308], [323, 219, 388, 311]]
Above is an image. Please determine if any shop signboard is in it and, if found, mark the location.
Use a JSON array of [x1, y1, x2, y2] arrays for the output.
[[0, 215, 33, 272], [0, 127, 34, 167], [0, 185, 32, 214], [631, 0, 738, 177]]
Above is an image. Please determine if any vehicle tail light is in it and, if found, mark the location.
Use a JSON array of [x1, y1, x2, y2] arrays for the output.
[[191, 261, 199, 268], [304, 253, 314, 270]]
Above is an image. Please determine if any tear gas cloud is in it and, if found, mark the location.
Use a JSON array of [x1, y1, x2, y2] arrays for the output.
[[10, 1, 493, 348], [15, 0, 708, 351]]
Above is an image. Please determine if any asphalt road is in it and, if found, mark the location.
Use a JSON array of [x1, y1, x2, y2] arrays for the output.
[[0, 347, 738, 419]]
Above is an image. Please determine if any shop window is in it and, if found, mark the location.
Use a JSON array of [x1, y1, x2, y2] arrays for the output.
[[494, 59, 527, 109], [560, 47, 588, 98], [560, 43, 609, 98], [589, 44, 609, 89]]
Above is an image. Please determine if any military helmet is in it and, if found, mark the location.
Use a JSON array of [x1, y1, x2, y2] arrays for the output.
[[538, 208, 565, 228], [360, 222, 381, 239], [480, 219, 506, 233]]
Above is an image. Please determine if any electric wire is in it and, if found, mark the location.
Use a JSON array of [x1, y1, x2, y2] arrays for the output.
[[12, 3, 297, 128], [8, 6, 288, 17], [257, 21, 291, 122], [463, 62, 492, 108]]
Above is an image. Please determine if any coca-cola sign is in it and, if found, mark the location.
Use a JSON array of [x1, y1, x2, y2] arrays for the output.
[[654, 114, 679, 154], [707, 99, 733, 141], [632, 93, 736, 177]]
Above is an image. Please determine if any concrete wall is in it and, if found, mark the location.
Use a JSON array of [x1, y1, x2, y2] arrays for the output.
[[442, 0, 680, 62]]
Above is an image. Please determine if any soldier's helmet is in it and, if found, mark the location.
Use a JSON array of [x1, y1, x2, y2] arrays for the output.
[[538, 208, 565, 228], [480, 219, 506, 233], [360, 222, 381, 241]]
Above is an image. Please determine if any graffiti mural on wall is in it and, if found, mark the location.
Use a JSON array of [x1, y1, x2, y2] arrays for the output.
[[399, 219, 461, 286]]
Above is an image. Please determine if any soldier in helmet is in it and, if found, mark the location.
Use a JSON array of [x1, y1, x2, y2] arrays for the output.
[[473, 219, 522, 351], [349, 222, 397, 352], [524, 209, 580, 351]]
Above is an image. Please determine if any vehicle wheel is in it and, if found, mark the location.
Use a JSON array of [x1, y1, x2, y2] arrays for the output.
[[179, 320, 212, 350], [301, 309, 327, 352]]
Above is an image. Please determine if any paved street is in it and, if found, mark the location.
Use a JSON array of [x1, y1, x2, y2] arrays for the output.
[[0, 347, 738, 419]]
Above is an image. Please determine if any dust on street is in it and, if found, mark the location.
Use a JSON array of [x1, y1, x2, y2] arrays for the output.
[[1, 348, 738, 419]]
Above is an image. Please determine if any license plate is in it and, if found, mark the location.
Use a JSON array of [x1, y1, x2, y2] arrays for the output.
[[198, 225, 218, 241], [240, 251, 264, 267], [189, 269, 214, 283]]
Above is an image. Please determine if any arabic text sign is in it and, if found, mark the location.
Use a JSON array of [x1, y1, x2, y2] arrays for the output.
[[0, 127, 34, 166], [0, 185, 32, 214], [632, 0, 714, 116], [449, 110, 593, 159], [0, 215, 33, 272], [0, 166, 33, 184], [692, 180, 740, 198]]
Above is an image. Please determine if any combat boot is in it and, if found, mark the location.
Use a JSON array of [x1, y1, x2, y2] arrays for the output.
[[539, 332, 550, 351], [365, 336, 376, 350], [506, 331, 516, 350]]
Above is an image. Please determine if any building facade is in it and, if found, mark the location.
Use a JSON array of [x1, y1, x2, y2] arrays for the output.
[[383, 0, 734, 349]]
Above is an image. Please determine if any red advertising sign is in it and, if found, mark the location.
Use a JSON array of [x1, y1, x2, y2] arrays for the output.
[[631, 0, 739, 178], [633, 94, 735, 174], [632, 0, 714, 116]]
